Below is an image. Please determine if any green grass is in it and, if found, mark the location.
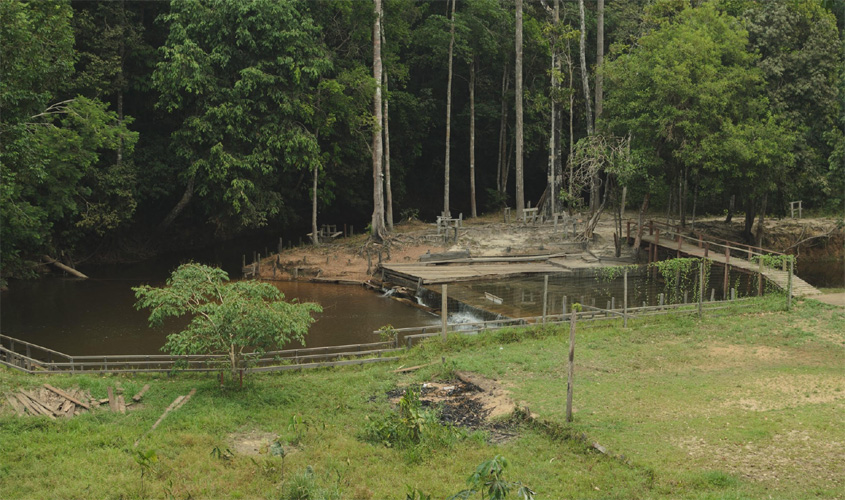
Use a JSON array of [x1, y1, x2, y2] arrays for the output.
[[1, 297, 843, 499]]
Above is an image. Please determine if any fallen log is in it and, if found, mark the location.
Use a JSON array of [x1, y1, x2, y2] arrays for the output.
[[134, 388, 196, 447], [42, 255, 88, 279], [392, 361, 439, 374], [132, 384, 150, 402]]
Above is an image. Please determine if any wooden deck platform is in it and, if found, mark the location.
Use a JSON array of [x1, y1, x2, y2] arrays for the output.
[[382, 261, 571, 285]]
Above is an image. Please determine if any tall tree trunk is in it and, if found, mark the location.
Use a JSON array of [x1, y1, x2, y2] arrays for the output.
[[469, 57, 477, 218], [578, 0, 593, 136], [755, 193, 768, 247], [548, 0, 558, 218], [595, 0, 604, 122], [159, 176, 195, 230], [633, 193, 651, 256], [117, 0, 126, 166], [497, 65, 510, 195], [382, 25, 393, 230], [680, 166, 688, 228], [371, 0, 386, 241], [578, 0, 596, 213], [743, 197, 756, 243], [726, 194, 735, 223], [443, 0, 456, 218], [691, 182, 698, 231], [503, 132, 513, 194], [567, 41, 575, 211], [515, 0, 525, 213], [311, 161, 319, 246]]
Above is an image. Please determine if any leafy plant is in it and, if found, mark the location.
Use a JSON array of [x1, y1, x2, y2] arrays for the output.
[[363, 387, 461, 450], [287, 414, 309, 446], [283, 465, 341, 500], [400, 207, 420, 221], [133, 263, 321, 380], [134, 448, 158, 497], [449, 455, 535, 500]]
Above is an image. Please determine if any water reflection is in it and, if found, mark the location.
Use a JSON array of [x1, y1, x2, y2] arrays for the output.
[[0, 278, 438, 356]]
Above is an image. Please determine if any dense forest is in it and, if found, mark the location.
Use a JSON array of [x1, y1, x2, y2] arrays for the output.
[[1, 0, 843, 280]]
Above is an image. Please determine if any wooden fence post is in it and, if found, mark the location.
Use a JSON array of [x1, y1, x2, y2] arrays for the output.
[[441, 284, 448, 342], [566, 309, 577, 423], [698, 261, 704, 317], [758, 257, 763, 296], [787, 258, 793, 311], [623, 269, 628, 328], [542, 275, 549, 324]]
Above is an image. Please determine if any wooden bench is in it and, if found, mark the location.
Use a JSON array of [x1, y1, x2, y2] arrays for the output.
[[522, 207, 539, 224], [436, 215, 461, 235]]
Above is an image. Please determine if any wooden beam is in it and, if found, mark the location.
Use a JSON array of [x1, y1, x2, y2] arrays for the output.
[[132, 384, 150, 402], [42, 255, 88, 279], [43, 384, 90, 409]]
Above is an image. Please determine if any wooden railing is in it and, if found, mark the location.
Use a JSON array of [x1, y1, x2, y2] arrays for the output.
[[627, 219, 789, 271], [0, 334, 401, 375], [378, 296, 758, 348]]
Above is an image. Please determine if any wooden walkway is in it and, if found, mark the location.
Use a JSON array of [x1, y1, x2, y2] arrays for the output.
[[634, 220, 821, 297], [382, 261, 571, 285]]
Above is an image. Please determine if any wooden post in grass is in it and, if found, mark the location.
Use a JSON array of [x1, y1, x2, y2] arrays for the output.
[[787, 258, 793, 311], [441, 284, 448, 342], [758, 257, 764, 296], [698, 260, 704, 317], [623, 269, 628, 328], [542, 275, 549, 324], [566, 305, 578, 422]]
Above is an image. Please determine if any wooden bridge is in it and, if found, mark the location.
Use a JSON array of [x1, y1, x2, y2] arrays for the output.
[[628, 220, 821, 297]]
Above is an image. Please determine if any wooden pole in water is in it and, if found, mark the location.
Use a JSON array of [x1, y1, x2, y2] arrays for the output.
[[441, 284, 448, 342], [542, 275, 549, 324], [566, 309, 576, 422]]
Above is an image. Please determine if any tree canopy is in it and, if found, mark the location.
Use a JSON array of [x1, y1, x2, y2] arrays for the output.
[[1, 0, 842, 279]]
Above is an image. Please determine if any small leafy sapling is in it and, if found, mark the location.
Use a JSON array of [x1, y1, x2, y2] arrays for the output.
[[134, 263, 321, 380]]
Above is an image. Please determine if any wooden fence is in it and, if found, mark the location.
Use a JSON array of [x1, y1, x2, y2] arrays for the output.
[[383, 296, 759, 348], [0, 334, 401, 375]]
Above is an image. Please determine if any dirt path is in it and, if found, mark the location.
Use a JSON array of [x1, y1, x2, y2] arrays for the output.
[[253, 211, 841, 285]]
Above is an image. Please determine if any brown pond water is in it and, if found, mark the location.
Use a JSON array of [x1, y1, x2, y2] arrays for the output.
[[0, 277, 438, 356]]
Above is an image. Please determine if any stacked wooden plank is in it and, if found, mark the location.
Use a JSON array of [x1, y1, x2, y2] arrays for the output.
[[4, 385, 94, 419], [4, 383, 152, 418]]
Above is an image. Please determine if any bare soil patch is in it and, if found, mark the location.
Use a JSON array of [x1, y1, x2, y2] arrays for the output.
[[675, 429, 845, 492], [388, 371, 517, 441], [228, 430, 299, 457]]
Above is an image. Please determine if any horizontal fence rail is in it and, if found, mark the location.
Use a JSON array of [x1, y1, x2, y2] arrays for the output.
[[381, 297, 759, 348], [0, 333, 400, 375]]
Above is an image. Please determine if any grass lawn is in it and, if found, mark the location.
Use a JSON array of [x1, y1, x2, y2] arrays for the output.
[[1, 295, 843, 499]]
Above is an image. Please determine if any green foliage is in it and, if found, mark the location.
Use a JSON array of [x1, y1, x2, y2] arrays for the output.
[[363, 387, 461, 452], [602, 2, 795, 216], [133, 263, 321, 377], [0, 1, 139, 278], [449, 455, 536, 500], [153, 0, 343, 230], [595, 264, 639, 283], [283, 465, 341, 500], [649, 258, 710, 303]]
